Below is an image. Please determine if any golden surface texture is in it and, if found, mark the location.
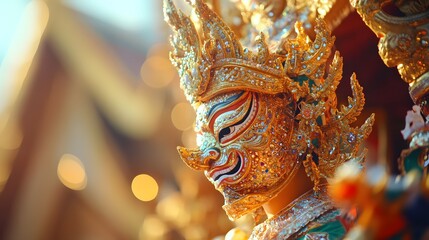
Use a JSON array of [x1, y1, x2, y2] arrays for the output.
[[165, 0, 374, 220]]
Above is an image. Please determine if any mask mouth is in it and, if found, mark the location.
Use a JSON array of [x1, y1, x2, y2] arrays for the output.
[[208, 152, 243, 188]]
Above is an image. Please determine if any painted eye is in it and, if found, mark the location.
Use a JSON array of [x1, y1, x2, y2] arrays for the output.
[[219, 127, 232, 140], [218, 96, 256, 145], [218, 125, 239, 144]]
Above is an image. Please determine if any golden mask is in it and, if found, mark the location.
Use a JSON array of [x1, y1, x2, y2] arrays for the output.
[[164, 0, 374, 220]]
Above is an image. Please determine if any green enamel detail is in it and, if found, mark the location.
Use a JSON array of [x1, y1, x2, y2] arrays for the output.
[[312, 138, 320, 148], [298, 220, 346, 240], [293, 75, 315, 88], [404, 148, 423, 173]]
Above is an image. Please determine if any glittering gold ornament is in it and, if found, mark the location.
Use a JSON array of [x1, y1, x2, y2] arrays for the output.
[[351, 0, 429, 104], [225, 227, 250, 240], [164, 0, 374, 220], [234, 0, 353, 44]]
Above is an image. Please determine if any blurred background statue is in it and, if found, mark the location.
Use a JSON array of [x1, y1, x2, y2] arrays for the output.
[[329, 1, 429, 239]]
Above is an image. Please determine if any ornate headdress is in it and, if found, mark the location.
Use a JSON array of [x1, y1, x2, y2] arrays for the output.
[[234, 0, 353, 43], [165, 0, 374, 219]]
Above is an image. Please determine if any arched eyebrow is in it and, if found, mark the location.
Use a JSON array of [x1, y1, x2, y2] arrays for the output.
[[207, 91, 244, 119]]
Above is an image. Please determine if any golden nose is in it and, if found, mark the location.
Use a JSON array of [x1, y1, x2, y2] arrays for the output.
[[177, 146, 220, 171]]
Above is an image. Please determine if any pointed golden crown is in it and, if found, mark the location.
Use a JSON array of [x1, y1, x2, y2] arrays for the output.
[[164, 0, 342, 105]]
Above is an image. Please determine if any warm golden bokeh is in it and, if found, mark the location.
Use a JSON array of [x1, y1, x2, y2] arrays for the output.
[[139, 215, 168, 240], [131, 174, 159, 202], [140, 55, 176, 88], [57, 154, 87, 191], [171, 102, 195, 131], [181, 127, 197, 148]]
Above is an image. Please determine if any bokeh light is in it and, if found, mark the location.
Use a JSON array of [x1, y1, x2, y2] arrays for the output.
[[57, 154, 87, 190], [183, 225, 207, 240], [156, 193, 190, 227], [171, 102, 195, 131], [146, 43, 170, 58], [140, 56, 176, 88], [181, 127, 197, 148], [139, 215, 167, 240], [131, 174, 159, 202]]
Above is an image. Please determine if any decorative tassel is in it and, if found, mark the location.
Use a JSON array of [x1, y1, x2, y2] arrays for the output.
[[303, 154, 321, 193]]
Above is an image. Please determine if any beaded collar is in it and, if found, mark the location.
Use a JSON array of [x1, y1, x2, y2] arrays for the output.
[[250, 185, 334, 239]]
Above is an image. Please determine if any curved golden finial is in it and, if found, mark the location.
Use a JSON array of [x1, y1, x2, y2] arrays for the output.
[[163, 0, 208, 104], [192, 0, 244, 59], [351, 0, 429, 103]]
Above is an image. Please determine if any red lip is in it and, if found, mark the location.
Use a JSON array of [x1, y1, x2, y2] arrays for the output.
[[208, 152, 243, 187]]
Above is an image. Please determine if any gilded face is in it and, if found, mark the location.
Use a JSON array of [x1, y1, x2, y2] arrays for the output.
[[178, 91, 301, 219]]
